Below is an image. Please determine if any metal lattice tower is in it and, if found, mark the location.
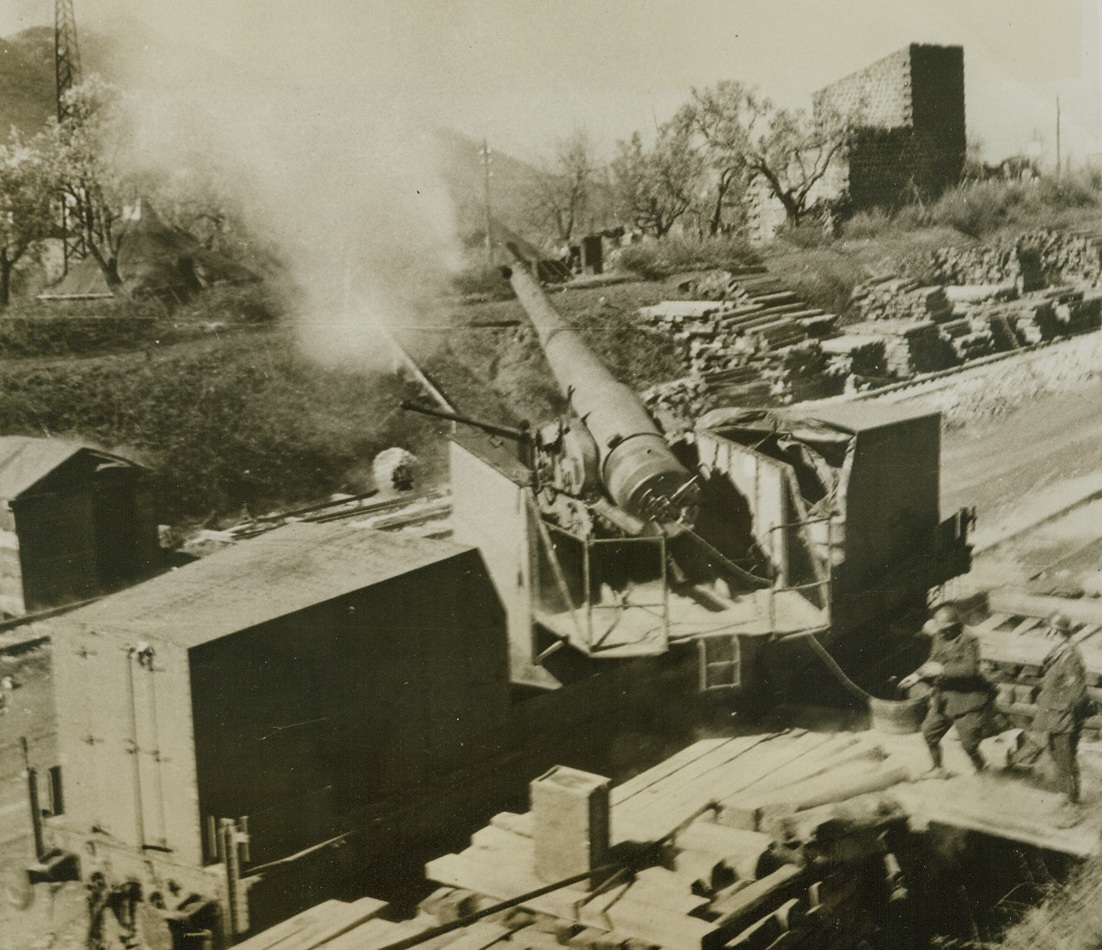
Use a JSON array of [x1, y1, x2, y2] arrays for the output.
[[55, 0, 83, 121], [55, 0, 86, 267]]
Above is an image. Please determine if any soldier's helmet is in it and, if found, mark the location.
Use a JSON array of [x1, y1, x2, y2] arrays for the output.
[[925, 604, 963, 635], [1049, 611, 1074, 634]]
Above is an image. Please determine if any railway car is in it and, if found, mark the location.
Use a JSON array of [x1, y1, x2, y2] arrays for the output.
[[10, 253, 974, 949]]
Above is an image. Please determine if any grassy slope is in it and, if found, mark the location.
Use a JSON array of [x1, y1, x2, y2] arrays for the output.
[[0, 328, 453, 525], [0, 228, 991, 526], [998, 859, 1102, 949], [6, 169, 1101, 529]]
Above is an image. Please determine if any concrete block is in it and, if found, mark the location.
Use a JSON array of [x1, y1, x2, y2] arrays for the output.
[[531, 766, 611, 884]]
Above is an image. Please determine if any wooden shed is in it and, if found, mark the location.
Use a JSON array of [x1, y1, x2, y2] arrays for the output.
[[0, 436, 158, 616]]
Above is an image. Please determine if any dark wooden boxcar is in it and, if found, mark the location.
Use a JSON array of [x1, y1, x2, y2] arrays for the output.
[[43, 520, 509, 938]]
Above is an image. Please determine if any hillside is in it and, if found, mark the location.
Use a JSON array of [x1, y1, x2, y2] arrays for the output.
[[0, 26, 547, 246], [0, 28, 55, 138]]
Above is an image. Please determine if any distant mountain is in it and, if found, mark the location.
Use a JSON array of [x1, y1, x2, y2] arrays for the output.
[[433, 127, 545, 249], [0, 28, 55, 138], [0, 26, 554, 252], [0, 25, 125, 140]]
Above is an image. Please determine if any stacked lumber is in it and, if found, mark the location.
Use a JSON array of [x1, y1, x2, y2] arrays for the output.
[[1045, 286, 1102, 335], [936, 316, 997, 362], [635, 272, 843, 415], [929, 230, 1102, 291], [230, 897, 406, 950], [848, 277, 953, 324], [241, 720, 1102, 950], [942, 284, 1017, 306], [638, 271, 840, 376], [762, 344, 840, 403], [675, 267, 768, 300], [982, 299, 1052, 345], [818, 335, 887, 380], [845, 320, 959, 377], [642, 378, 712, 429], [946, 288, 1102, 351], [416, 730, 915, 950], [967, 591, 1102, 741]]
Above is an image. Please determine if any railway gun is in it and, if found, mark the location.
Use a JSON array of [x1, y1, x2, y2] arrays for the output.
[[6, 246, 976, 950]]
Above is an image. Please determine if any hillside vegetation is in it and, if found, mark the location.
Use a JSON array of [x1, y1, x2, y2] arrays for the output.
[[0, 327, 449, 525], [7, 184, 1102, 530]]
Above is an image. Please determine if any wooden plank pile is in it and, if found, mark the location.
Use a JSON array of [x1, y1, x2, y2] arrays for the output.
[[848, 277, 953, 324], [944, 288, 1102, 351], [843, 320, 959, 377], [636, 271, 842, 419], [238, 719, 1102, 950], [1045, 287, 1102, 335], [675, 267, 769, 300], [418, 729, 916, 950], [929, 230, 1102, 291], [936, 316, 997, 362], [930, 239, 1044, 292], [642, 378, 714, 432], [763, 344, 838, 404], [818, 335, 888, 381], [232, 897, 393, 950], [969, 591, 1102, 741]]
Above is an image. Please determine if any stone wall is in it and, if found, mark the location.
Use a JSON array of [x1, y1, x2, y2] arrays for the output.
[[747, 43, 965, 242], [816, 46, 912, 130], [821, 44, 965, 212]]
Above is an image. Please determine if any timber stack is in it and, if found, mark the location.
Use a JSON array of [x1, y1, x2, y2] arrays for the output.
[[928, 230, 1102, 290], [233, 718, 1102, 950], [841, 319, 959, 377], [848, 277, 953, 324], [637, 271, 841, 422], [422, 732, 917, 950]]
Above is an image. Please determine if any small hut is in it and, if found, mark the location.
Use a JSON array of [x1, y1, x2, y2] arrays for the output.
[[0, 437, 158, 615]]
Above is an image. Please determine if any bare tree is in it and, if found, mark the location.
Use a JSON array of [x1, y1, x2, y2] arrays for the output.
[[747, 99, 862, 228], [0, 135, 57, 307], [528, 130, 603, 245], [670, 80, 863, 231], [611, 127, 703, 238], [669, 81, 763, 235]]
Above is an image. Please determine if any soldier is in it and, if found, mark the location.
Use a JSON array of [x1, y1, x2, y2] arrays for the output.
[[900, 604, 992, 774], [1034, 611, 1090, 814]]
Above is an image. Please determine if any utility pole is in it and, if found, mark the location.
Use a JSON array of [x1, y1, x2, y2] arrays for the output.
[[55, 0, 86, 271], [1056, 96, 1062, 179], [479, 140, 494, 267]]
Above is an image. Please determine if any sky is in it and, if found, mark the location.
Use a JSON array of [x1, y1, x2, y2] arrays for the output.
[[2, 0, 1100, 167]]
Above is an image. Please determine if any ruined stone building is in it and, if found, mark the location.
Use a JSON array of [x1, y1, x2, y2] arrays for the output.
[[819, 43, 966, 207], [749, 43, 966, 242]]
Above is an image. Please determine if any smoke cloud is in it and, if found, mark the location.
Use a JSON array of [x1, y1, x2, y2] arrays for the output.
[[96, 3, 467, 370]]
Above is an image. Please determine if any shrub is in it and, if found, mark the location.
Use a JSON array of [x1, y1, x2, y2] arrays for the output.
[[0, 331, 448, 525], [776, 223, 832, 250], [898, 175, 1102, 239], [0, 313, 158, 357], [841, 209, 895, 240], [179, 282, 290, 324], [616, 235, 763, 280], [449, 262, 513, 298]]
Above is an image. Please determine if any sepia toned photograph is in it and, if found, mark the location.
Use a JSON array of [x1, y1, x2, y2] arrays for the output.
[[1, 2, 1101, 948]]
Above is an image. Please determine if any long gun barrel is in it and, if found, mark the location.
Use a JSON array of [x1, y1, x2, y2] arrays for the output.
[[503, 244, 698, 529]]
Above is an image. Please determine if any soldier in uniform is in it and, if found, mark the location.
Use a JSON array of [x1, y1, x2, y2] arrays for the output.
[[1034, 611, 1089, 810], [901, 604, 992, 774]]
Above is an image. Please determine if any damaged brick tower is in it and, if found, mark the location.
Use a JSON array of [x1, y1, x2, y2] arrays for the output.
[[818, 43, 966, 209]]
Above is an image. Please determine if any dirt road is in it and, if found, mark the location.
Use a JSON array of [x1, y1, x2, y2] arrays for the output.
[[940, 381, 1102, 539]]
